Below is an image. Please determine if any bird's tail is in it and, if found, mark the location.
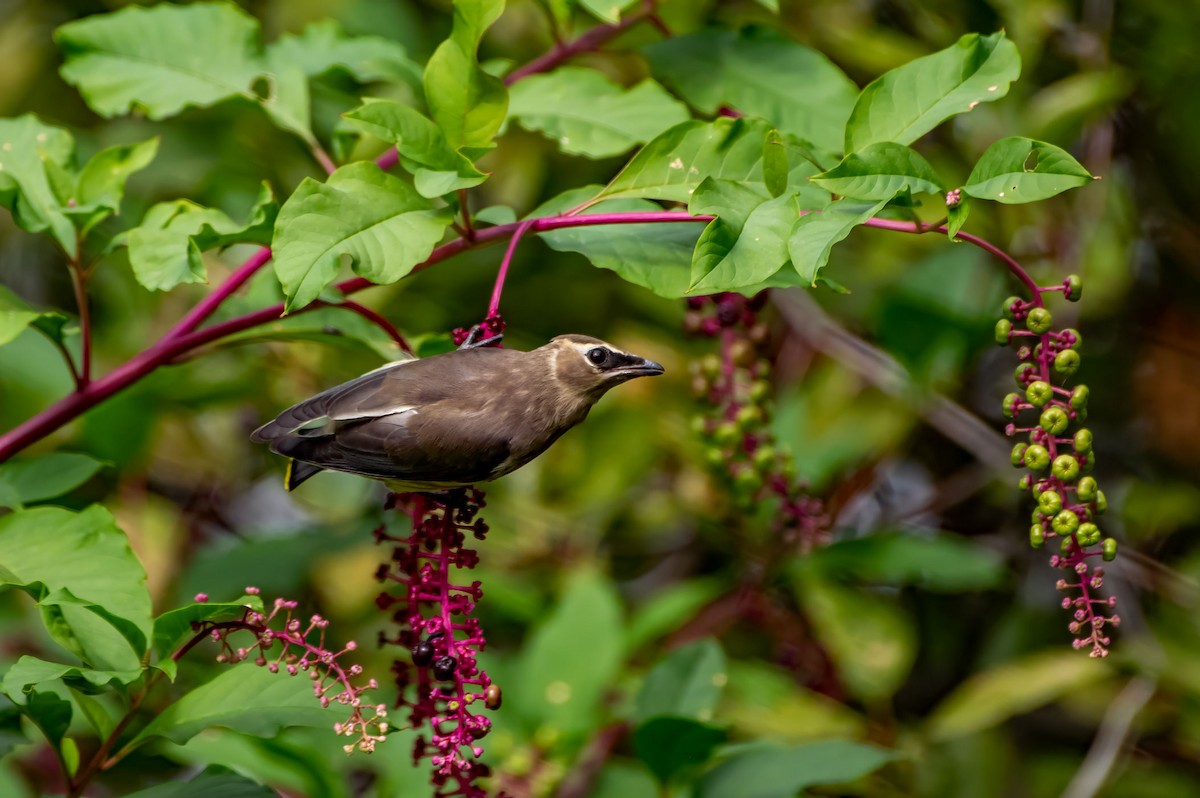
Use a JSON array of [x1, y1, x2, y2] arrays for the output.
[[284, 459, 323, 491]]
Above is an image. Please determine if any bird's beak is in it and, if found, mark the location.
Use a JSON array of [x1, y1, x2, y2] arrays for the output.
[[616, 356, 665, 377]]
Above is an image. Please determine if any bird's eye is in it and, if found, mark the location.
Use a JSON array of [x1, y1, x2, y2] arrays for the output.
[[586, 347, 610, 366]]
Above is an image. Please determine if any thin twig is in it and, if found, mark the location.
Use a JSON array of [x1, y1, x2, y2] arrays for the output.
[[1061, 676, 1157, 798], [311, 143, 337, 176], [487, 219, 534, 319], [67, 261, 91, 386], [503, 5, 655, 85]]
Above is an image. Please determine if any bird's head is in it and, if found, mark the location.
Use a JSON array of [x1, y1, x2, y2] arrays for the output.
[[541, 334, 665, 399]]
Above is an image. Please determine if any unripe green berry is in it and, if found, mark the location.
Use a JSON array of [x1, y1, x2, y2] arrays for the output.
[[1095, 490, 1107, 515], [1002, 296, 1023, 320], [994, 319, 1013, 345], [1024, 444, 1050, 471], [700, 354, 721, 378], [1077, 476, 1099, 503], [705, 447, 726, 468], [749, 380, 771, 403], [714, 422, 740, 446], [1030, 525, 1045, 549], [1040, 406, 1070, 435], [1015, 363, 1037, 386], [752, 445, 776, 470], [1070, 384, 1090, 410], [735, 405, 763, 429], [1011, 442, 1029, 468], [1061, 535, 1074, 554], [1054, 349, 1081, 377], [1065, 274, 1082, 301], [1038, 491, 1063, 515], [734, 468, 763, 495], [1025, 307, 1053, 334], [1002, 392, 1023, 418], [1018, 474, 1033, 490], [1052, 454, 1081, 482], [690, 415, 709, 437], [1073, 428, 1093, 454], [1052, 509, 1081, 536], [1076, 522, 1101, 547], [1102, 537, 1117, 561], [730, 339, 756, 367], [1026, 381, 1053, 407]]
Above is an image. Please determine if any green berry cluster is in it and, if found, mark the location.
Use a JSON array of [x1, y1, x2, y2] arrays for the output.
[[686, 293, 825, 548], [994, 276, 1119, 656]]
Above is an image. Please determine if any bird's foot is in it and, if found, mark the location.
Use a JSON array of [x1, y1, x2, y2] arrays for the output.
[[453, 315, 506, 350]]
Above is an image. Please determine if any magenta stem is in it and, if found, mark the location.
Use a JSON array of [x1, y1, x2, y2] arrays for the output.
[[172, 247, 273, 336], [487, 220, 534, 318]]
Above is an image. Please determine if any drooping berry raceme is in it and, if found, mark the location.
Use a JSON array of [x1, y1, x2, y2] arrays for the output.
[[996, 276, 1120, 657], [375, 490, 497, 798], [686, 292, 827, 549], [193, 589, 388, 753]]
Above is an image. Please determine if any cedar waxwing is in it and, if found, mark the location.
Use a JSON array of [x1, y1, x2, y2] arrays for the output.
[[251, 334, 665, 492]]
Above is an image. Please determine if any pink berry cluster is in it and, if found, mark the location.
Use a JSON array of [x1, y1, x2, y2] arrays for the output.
[[994, 276, 1120, 656], [374, 490, 500, 798], [194, 588, 388, 752], [685, 292, 827, 549]]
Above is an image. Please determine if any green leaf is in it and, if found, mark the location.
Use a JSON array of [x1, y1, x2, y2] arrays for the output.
[[0, 114, 78, 254], [623, 579, 725, 654], [259, 62, 314, 145], [342, 98, 486, 198], [70, 137, 159, 234], [644, 28, 859, 152], [125, 186, 277, 292], [2, 656, 141, 701], [131, 664, 337, 749], [793, 570, 915, 704], [598, 117, 772, 203], [152, 597, 264, 679], [423, 0, 508, 150], [534, 187, 702, 298], [845, 32, 1021, 152], [56, 2, 263, 121], [580, 0, 639, 23], [272, 161, 453, 312], [787, 197, 890, 284], [808, 532, 1005, 591], [635, 638, 726, 724], [633, 717, 726, 786], [0, 505, 153, 658], [925, 651, 1110, 742], [514, 570, 623, 735], [266, 19, 422, 86], [962, 136, 1094, 204], [124, 767, 278, 798], [811, 142, 944, 200], [508, 67, 691, 159], [0, 452, 105, 506], [0, 285, 54, 350], [25, 691, 72, 751], [689, 181, 800, 293], [0, 704, 29, 758], [947, 194, 969, 238], [697, 740, 897, 798]]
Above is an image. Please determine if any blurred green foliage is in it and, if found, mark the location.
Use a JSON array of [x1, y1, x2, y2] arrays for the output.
[[0, 0, 1198, 797]]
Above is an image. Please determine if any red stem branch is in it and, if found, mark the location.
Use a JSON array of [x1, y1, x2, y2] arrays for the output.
[[503, 3, 655, 86], [487, 219, 534, 319]]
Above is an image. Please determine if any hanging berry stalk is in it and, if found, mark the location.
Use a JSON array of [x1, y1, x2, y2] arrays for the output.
[[375, 489, 498, 797], [686, 292, 827, 549], [997, 275, 1119, 657]]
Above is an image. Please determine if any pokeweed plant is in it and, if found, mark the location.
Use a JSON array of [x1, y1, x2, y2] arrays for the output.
[[0, 0, 1112, 795]]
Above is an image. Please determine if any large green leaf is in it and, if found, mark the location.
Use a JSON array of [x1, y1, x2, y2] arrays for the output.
[[597, 117, 771, 203], [131, 664, 339, 748], [962, 136, 1094, 204], [272, 162, 453, 312], [844, 32, 1021, 152], [266, 19, 421, 86], [690, 185, 798, 293], [697, 740, 897, 798], [124, 767, 278, 798], [0, 452, 105, 508], [635, 638, 726, 724], [633, 717, 726, 787], [56, 2, 263, 121], [808, 532, 1005, 592], [342, 98, 486, 198], [579, 0, 639, 23], [0, 506, 152, 664], [811, 142, 945, 200], [125, 185, 277, 292], [644, 28, 858, 152], [787, 197, 891, 284], [0, 115, 78, 254], [514, 570, 623, 735], [2, 656, 141, 702], [423, 0, 508, 150], [0, 285, 70, 352], [534, 188, 702, 298], [508, 67, 691, 159], [925, 652, 1110, 742], [793, 569, 915, 704], [152, 596, 264, 679], [623, 579, 726, 654], [71, 137, 159, 234]]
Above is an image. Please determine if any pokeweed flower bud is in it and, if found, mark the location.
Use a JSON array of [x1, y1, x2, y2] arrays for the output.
[[1025, 307, 1053, 334]]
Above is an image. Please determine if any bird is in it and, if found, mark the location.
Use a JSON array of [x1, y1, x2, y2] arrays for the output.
[[251, 334, 665, 492]]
